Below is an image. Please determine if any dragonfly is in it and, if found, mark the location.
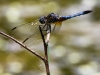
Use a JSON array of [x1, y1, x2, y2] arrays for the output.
[[12, 10, 92, 47]]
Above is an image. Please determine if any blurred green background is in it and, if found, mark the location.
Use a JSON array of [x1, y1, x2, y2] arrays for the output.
[[0, 0, 100, 75]]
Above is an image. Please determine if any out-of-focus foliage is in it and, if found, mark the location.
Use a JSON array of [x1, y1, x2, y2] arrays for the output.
[[92, 6, 100, 21], [55, 0, 80, 7], [0, 0, 100, 75]]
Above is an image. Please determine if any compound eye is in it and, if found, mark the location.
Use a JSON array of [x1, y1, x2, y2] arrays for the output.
[[39, 16, 46, 24], [47, 13, 54, 18]]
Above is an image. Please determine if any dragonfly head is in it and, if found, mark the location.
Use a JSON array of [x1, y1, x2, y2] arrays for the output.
[[39, 16, 47, 24]]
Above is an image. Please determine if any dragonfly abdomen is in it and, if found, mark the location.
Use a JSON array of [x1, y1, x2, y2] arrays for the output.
[[59, 10, 92, 21]]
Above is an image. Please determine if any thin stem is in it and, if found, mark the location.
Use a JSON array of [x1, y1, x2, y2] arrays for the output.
[[0, 26, 51, 75], [39, 26, 50, 75], [0, 31, 44, 61], [44, 44, 50, 75]]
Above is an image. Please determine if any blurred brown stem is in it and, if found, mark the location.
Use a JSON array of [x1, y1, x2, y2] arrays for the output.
[[0, 30, 50, 75], [0, 31, 44, 61], [39, 26, 50, 75]]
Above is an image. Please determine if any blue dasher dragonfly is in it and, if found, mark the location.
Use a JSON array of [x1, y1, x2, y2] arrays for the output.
[[12, 10, 92, 47]]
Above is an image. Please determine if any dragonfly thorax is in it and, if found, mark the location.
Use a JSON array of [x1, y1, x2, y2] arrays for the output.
[[39, 13, 60, 24]]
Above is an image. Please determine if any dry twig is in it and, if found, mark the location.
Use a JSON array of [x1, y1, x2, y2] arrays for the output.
[[0, 29, 51, 75]]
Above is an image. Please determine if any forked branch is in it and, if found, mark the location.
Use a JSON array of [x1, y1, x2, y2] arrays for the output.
[[39, 26, 50, 75], [0, 29, 51, 75]]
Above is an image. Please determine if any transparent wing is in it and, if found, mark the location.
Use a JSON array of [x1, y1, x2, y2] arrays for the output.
[[23, 30, 42, 46], [51, 21, 62, 33], [12, 19, 42, 36], [12, 20, 62, 47], [22, 27, 47, 47], [12, 19, 46, 46]]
